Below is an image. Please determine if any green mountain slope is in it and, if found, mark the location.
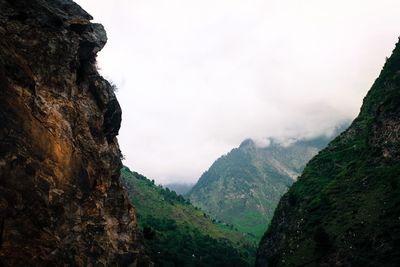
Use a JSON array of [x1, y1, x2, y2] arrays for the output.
[[164, 182, 194, 195], [187, 136, 336, 239], [120, 167, 256, 266], [256, 41, 400, 266]]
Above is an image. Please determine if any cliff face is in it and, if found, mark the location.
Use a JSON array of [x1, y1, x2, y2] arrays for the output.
[[256, 41, 400, 266], [0, 0, 148, 265]]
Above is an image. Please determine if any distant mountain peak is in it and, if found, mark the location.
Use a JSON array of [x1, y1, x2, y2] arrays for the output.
[[239, 138, 256, 149], [188, 132, 339, 239]]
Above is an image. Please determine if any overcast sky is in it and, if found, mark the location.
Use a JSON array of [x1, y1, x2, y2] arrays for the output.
[[75, 0, 400, 184]]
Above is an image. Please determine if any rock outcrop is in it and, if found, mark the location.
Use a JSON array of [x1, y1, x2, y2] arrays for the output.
[[256, 40, 400, 266], [0, 0, 148, 265]]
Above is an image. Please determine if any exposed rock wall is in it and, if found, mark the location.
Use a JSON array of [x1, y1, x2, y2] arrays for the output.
[[0, 0, 148, 265]]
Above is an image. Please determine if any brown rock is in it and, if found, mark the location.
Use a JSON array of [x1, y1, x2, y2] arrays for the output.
[[0, 0, 150, 265]]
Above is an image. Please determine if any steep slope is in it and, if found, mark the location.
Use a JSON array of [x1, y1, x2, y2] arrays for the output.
[[256, 41, 400, 266], [188, 136, 335, 239], [0, 1, 148, 265], [120, 167, 257, 267]]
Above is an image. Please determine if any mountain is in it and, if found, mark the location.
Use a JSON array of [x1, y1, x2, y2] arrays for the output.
[[187, 134, 340, 239], [164, 182, 194, 195], [256, 41, 400, 266], [0, 0, 149, 265], [120, 167, 257, 266]]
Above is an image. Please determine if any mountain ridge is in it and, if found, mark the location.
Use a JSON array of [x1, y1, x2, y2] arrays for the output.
[[188, 133, 342, 239], [256, 39, 400, 267]]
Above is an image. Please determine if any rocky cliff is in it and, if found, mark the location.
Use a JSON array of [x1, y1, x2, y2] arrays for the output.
[[256, 40, 400, 266], [0, 0, 148, 265]]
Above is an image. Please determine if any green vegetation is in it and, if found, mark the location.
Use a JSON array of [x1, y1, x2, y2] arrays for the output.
[[257, 40, 400, 266], [187, 136, 337, 239], [120, 167, 256, 266], [163, 182, 194, 195]]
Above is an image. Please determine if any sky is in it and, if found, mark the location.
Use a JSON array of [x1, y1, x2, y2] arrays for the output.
[[75, 0, 400, 184]]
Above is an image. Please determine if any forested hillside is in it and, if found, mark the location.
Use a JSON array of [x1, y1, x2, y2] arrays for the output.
[[188, 135, 339, 239], [120, 167, 257, 266]]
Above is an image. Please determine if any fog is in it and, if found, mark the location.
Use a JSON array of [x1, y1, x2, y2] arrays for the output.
[[75, 0, 400, 183]]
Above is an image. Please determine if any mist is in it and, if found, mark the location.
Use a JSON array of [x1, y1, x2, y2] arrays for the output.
[[75, 0, 400, 183]]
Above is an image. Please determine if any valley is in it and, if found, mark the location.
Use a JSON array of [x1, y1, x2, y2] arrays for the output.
[[1, 0, 399, 266]]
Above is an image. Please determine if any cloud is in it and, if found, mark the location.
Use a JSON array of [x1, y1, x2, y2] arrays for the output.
[[75, 0, 400, 183]]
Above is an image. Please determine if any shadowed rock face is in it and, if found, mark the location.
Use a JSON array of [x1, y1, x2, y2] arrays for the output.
[[0, 0, 149, 265]]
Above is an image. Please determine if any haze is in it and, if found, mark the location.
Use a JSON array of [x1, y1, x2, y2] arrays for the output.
[[75, 0, 400, 184]]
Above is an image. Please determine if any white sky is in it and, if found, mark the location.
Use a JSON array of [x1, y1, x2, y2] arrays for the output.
[[75, 0, 400, 184]]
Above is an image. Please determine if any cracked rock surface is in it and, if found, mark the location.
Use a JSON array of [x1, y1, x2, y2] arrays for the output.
[[0, 0, 150, 265]]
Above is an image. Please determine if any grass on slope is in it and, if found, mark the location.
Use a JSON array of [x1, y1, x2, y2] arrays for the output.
[[258, 40, 400, 267], [188, 136, 336, 241], [120, 167, 257, 267]]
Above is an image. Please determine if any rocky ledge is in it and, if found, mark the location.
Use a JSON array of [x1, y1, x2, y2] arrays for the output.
[[0, 0, 149, 265]]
